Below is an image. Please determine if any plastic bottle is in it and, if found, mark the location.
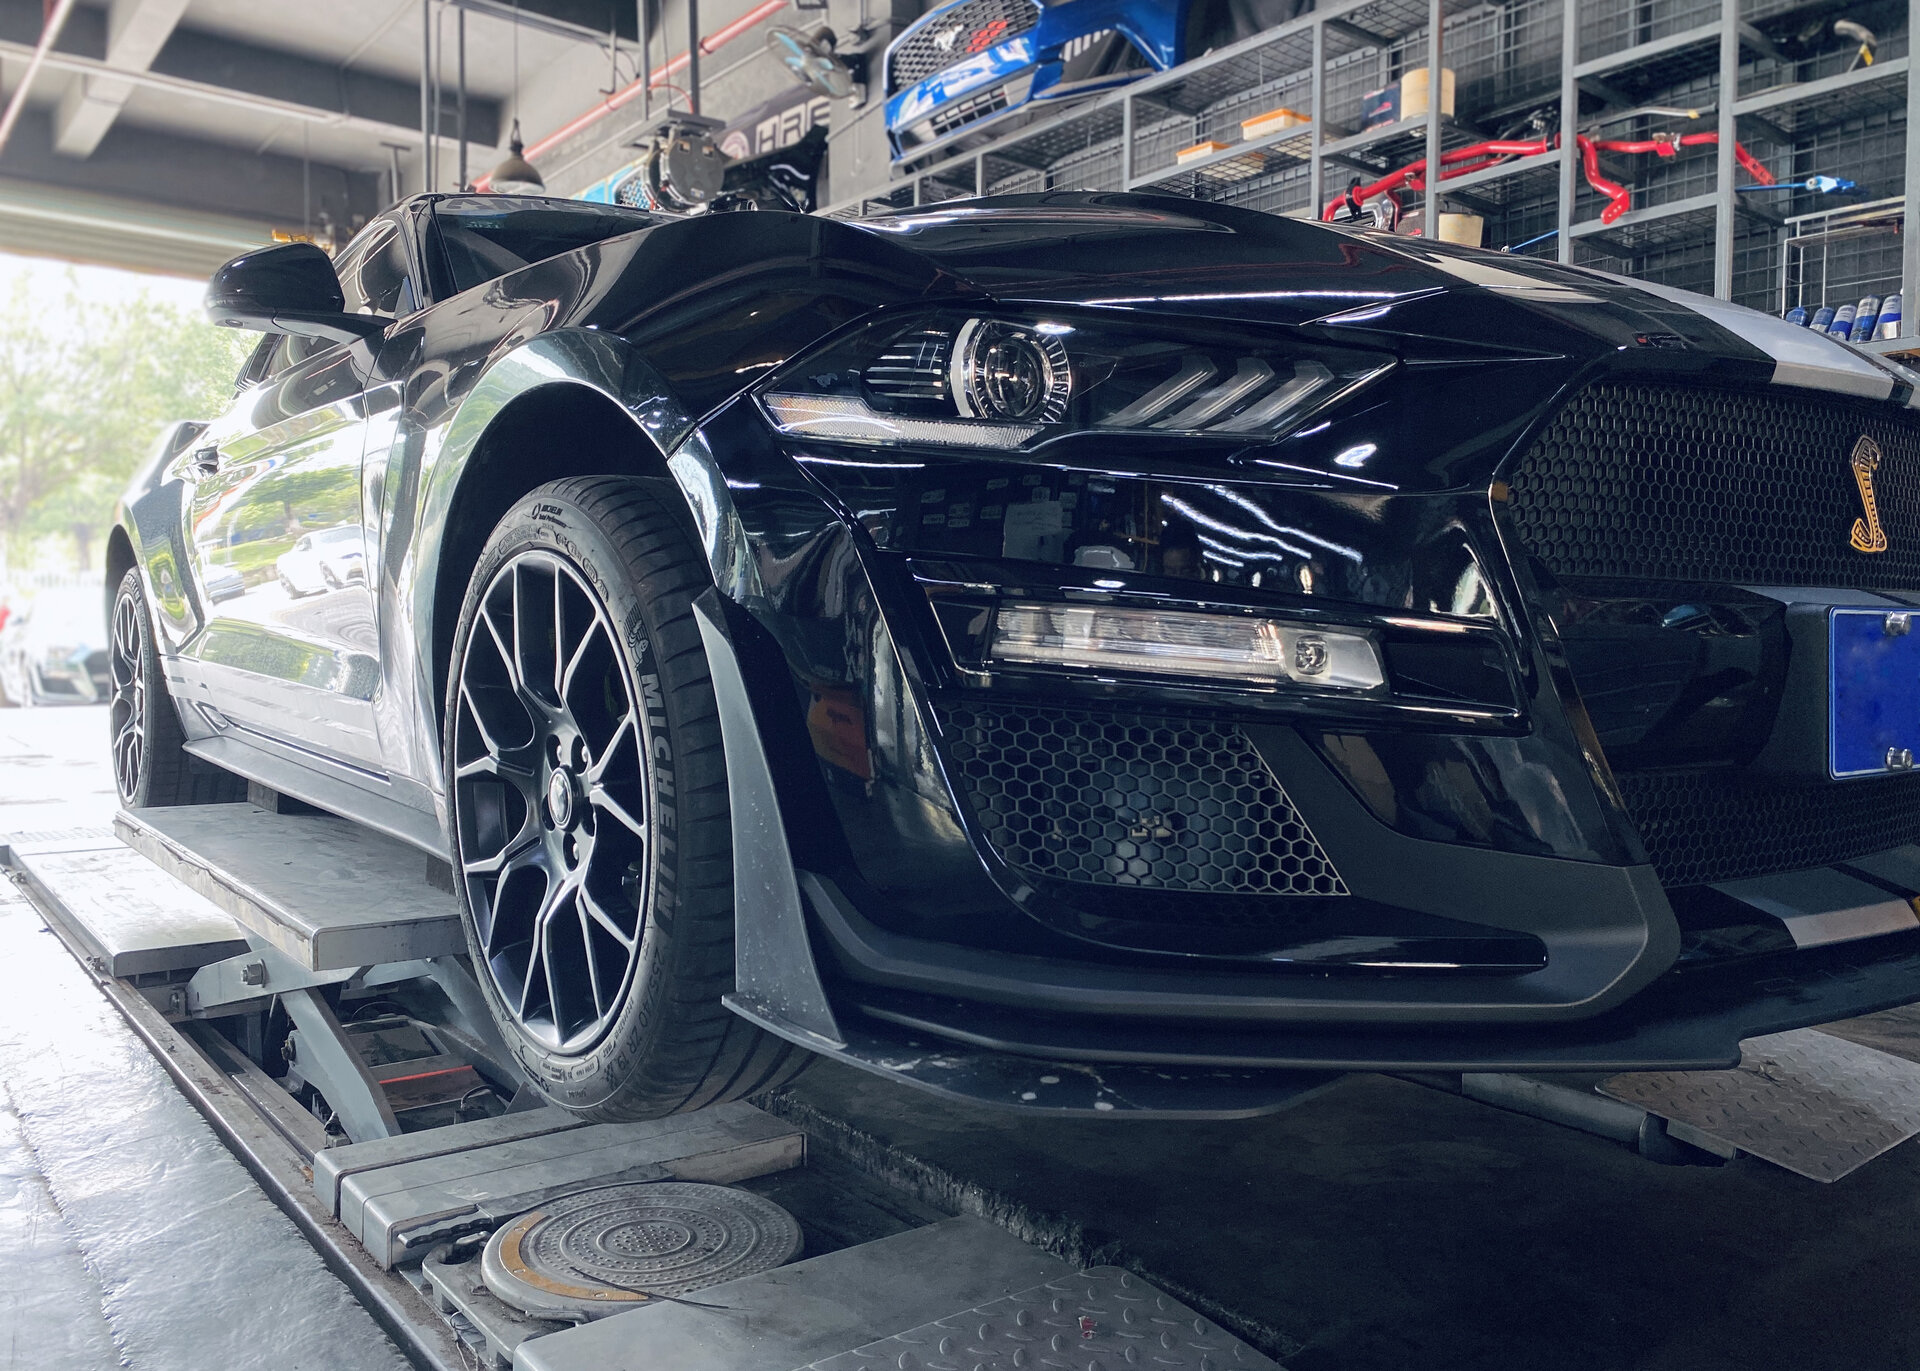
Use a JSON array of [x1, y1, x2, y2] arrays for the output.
[[1786, 305, 1809, 326], [1851, 296, 1882, 342], [1830, 303, 1857, 339], [1877, 292, 1903, 340], [1812, 305, 1837, 332]]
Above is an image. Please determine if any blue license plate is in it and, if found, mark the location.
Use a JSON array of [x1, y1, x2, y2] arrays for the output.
[[1831, 609, 1920, 778]]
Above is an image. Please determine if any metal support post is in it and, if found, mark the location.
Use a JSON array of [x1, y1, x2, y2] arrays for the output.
[[384, 142, 406, 203], [640, 0, 652, 118], [1713, 0, 1738, 298], [1423, 0, 1442, 240], [1557, 0, 1576, 261], [456, 6, 468, 189], [420, 0, 435, 194], [687, 0, 701, 115], [1121, 91, 1134, 189], [1308, 18, 1325, 216]]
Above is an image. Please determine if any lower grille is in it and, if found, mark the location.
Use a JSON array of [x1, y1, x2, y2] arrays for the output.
[[937, 703, 1346, 897], [1616, 769, 1920, 887], [930, 83, 1011, 137]]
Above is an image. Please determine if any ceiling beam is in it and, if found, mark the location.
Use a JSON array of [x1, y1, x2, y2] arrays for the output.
[[0, 0, 502, 158], [54, 0, 189, 157], [0, 107, 382, 238]]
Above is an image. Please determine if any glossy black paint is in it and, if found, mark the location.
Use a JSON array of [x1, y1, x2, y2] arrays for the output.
[[205, 241, 386, 344], [109, 191, 1920, 1094]]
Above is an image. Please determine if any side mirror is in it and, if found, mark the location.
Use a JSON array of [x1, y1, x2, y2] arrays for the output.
[[205, 242, 386, 344]]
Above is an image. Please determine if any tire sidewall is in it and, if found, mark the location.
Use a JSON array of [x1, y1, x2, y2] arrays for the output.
[[444, 485, 701, 1113]]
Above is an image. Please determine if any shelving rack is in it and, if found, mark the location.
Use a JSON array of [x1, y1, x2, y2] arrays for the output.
[[823, 0, 1920, 333]]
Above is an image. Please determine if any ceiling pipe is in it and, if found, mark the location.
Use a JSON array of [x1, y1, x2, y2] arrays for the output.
[[474, 0, 787, 190], [0, 0, 81, 157]]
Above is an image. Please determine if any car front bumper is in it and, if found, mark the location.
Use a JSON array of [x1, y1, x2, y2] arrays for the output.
[[689, 341, 1920, 1087]]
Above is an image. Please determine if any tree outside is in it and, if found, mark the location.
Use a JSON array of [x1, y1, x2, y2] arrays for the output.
[[0, 261, 256, 577]]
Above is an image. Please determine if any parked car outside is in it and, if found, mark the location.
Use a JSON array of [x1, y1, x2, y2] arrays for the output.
[[275, 525, 366, 597], [0, 586, 111, 706]]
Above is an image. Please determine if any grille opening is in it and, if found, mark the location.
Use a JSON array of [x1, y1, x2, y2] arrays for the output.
[[888, 0, 1041, 93], [1505, 381, 1920, 589], [1506, 381, 1920, 887], [937, 702, 1346, 899]]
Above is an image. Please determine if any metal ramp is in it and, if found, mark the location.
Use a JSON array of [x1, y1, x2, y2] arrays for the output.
[[1601, 1023, 1920, 1182], [513, 1217, 1272, 1371], [114, 802, 464, 969], [7, 801, 1288, 1371]]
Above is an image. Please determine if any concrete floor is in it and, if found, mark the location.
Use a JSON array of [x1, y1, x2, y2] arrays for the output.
[[0, 707, 410, 1371], [8, 704, 1920, 1370]]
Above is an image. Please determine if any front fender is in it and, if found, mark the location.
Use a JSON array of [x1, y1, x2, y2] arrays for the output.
[[406, 330, 760, 785]]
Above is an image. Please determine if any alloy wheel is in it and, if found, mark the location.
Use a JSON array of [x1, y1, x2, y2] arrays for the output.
[[108, 591, 146, 799], [451, 551, 654, 1054]]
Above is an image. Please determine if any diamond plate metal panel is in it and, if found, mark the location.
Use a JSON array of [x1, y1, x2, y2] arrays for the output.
[[1601, 1027, 1920, 1182], [794, 1266, 1281, 1371]]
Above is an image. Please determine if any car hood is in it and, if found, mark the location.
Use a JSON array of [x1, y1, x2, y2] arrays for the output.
[[852, 193, 1917, 402]]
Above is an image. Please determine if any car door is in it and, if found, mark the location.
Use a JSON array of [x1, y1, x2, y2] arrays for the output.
[[170, 220, 420, 773]]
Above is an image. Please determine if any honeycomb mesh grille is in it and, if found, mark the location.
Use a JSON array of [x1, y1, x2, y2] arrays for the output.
[[937, 703, 1347, 896], [1507, 382, 1920, 886], [1614, 769, 1920, 887], [888, 0, 1041, 93], [1504, 382, 1920, 588]]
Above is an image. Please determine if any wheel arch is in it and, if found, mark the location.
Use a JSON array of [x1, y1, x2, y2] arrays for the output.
[[420, 331, 750, 739], [103, 523, 138, 628]]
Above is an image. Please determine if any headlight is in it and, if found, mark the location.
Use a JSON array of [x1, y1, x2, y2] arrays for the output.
[[761, 311, 1392, 450]]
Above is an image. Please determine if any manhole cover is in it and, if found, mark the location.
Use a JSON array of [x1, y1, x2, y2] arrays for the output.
[[480, 1181, 803, 1321]]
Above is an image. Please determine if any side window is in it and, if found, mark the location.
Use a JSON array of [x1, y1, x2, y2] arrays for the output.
[[238, 334, 275, 388], [340, 227, 417, 319], [264, 331, 331, 378]]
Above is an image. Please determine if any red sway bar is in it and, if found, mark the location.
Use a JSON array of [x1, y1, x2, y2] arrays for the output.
[[1321, 131, 1775, 227]]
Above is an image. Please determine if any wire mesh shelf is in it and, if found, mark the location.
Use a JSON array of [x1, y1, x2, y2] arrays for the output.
[[809, 0, 1915, 323], [1781, 195, 1907, 325]]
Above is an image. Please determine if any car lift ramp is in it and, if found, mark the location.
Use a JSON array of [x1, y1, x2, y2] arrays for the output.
[[114, 802, 465, 970], [7, 800, 1283, 1371]]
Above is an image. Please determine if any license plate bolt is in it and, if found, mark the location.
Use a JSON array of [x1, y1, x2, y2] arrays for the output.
[[1888, 612, 1913, 636], [1889, 747, 1915, 771]]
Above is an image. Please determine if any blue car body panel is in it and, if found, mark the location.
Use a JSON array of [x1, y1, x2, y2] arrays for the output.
[[884, 0, 1186, 163]]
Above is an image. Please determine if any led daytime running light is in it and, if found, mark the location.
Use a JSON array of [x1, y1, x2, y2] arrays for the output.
[[989, 603, 1386, 692]]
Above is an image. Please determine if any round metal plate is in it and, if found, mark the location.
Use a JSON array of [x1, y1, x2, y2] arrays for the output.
[[480, 1182, 803, 1321]]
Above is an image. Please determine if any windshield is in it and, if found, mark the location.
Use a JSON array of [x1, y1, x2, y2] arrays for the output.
[[432, 196, 666, 294]]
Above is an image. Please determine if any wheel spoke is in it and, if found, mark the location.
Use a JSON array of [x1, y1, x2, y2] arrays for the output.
[[580, 885, 637, 950], [552, 561, 568, 701], [454, 748, 535, 784], [477, 604, 519, 692], [463, 827, 540, 881], [585, 714, 637, 787], [516, 920, 545, 1018], [577, 903, 608, 1021], [560, 614, 609, 703], [457, 684, 537, 774], [589, 783, 649, 842]]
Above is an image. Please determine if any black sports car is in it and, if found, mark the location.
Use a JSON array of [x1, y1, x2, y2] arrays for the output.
[[106, 191, 1920, 1120]]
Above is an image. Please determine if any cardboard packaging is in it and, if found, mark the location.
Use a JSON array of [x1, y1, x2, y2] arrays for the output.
[[1240, 106, 1309, 139], [1360, 66, 1455, 129]]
